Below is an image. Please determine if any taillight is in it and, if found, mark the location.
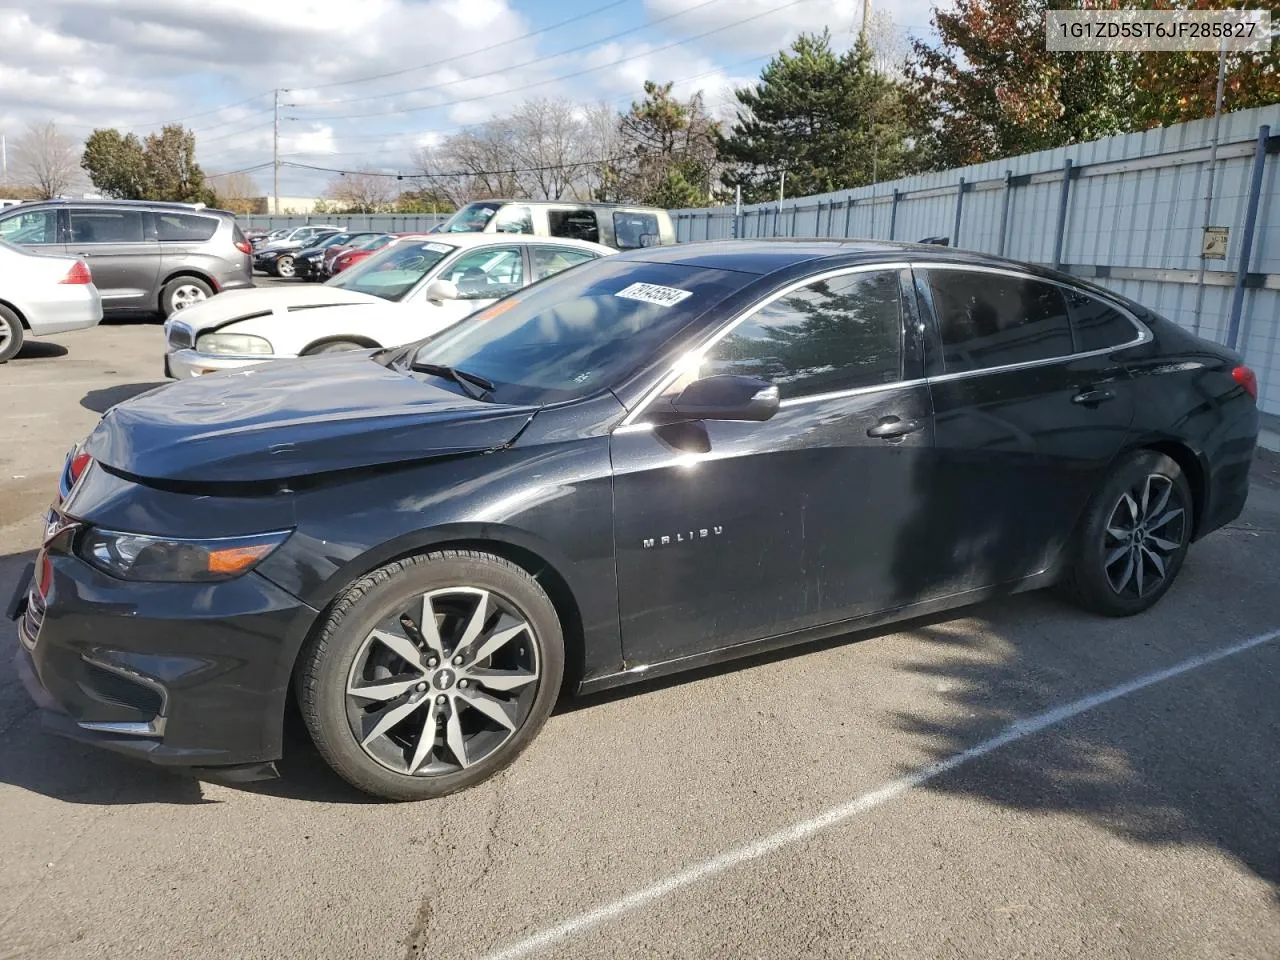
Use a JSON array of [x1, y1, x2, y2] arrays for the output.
[[60, 260, 92, 284], [35, 553, 53, 598], [235, 239, 252, 255], [69, 451, 92, 484], [1232, 365, 1258, 401]]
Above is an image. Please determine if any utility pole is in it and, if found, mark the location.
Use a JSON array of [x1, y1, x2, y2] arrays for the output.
[[273, 89, 280, 216], [860, 0, 871, 45]]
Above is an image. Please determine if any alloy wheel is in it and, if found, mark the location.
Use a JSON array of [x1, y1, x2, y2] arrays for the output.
[[170, 284, 207, 310], [276, 256, 295, 278], [344, 587, 540, 776], [1102, 473, 1187, 598]]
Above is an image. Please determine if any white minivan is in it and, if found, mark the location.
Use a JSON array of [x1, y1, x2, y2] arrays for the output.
[[163, 233, 612, 378]]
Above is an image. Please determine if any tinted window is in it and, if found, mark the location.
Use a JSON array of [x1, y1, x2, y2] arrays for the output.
[[440, 246, 524, 300], [548, 209, 600, 243], [492, 205, 533, 234], [408, 260, 747, 404], [930, 271, 1072, 373], [443, 202, 501, 233], [531, 246, 598, 281], [70, 210, 145, 244], [156, 213, 218, 242], [0, 209, 57, 244], [700, 271, 902, 399], [1064, 288, 1138, 352], [613, 212, 660, 249]]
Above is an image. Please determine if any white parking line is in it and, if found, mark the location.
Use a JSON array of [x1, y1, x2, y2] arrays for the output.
[[485, 627, 1280, 960]]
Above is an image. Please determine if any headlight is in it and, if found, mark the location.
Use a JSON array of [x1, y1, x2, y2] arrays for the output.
[[78, 529, 291, 582], [196, 332, 273, 356]]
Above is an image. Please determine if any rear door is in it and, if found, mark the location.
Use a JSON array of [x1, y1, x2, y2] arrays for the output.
[[911, 265, 1138, 597], [528, 244, 601, 282], [67, 207, 159, 309], [154, 210, 220, 284], [611, 265, 936, 666]]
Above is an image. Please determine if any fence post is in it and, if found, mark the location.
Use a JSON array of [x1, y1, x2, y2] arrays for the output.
[[952, 177, 966, 249], [827, 200, 837, 237], [1052, 159, 1074, 270], [843, 198, 855, 238], [1226, 124, 1270, 351], [997, 170, 1013, 257], [888, 189, 900, 241]]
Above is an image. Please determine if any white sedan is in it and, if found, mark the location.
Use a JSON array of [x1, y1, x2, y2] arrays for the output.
[[164, 233, 612, 378], [0, 238, 103, 361]]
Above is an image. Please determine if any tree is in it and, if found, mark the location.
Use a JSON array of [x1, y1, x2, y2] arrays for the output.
[[718, 31, 913, 202], [614, 81, 721, 208], [507, 98, 592, 200], [144, 125, 214, 203], [324, 169, 396, 212], [394, 188, 454, 213], [14, 122, 82, 199], [412, 124, 528, 208], [208, 171, 261, 214], [82, 129, 150, 198]]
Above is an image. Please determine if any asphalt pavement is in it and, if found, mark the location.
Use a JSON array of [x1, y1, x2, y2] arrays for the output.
[[0, 314, 1277, 960]]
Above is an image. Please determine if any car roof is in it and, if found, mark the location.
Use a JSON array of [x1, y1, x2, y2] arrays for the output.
[[613, 238, 1080, 280], [403, 232, 614, 253], [457, 199, 666, 212], [15, 198, 235, 217]]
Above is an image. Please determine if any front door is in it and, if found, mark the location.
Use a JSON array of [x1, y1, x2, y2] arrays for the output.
[[909, 266, 1138, 596], [611, 267, 936, 668], [67, 208, 160, 309]]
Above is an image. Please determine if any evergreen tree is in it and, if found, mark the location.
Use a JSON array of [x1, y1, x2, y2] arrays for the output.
[[717, 31, 912, 203]]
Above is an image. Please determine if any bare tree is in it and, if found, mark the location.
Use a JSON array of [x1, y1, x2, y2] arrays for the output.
[[580, 100, 623, 201], [866, 10, 908, 78], [411, 123, 528, 207], [324, 169, 396, 212], [506, 98, 590, 200], [208, 171, 261, 214], [14, 122, 82, 199]]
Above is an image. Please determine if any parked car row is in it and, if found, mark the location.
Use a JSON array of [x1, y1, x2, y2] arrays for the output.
[[163, 233, 613, 378], [0, 238, 103, 361]]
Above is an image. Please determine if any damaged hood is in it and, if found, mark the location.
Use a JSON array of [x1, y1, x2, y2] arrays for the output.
[[83, 352, 537, 483]]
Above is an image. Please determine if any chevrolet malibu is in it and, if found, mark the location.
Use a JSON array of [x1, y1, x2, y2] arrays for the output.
[[10, 240, 1259, 801]]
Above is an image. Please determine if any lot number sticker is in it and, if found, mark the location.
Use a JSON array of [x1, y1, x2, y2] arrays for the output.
[[615, 282, 693, 307]]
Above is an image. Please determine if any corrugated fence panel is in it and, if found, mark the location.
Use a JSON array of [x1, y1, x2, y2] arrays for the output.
[[669, 104, 1280, 415]]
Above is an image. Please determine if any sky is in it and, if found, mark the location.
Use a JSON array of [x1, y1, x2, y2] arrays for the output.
[[0, 0, 940, 198]]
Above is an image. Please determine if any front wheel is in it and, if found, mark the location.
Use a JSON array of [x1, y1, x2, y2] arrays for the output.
[[297, 550, 564, 801], [275, 255, 296, 278], [1059, 450, 1192, 616], [302, 340, 366, 356]]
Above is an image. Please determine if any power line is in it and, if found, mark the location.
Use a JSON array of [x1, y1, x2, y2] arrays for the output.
[[280, 155, 627, 179], [301, 0, 633, 91], [287, 0, 724, 110]]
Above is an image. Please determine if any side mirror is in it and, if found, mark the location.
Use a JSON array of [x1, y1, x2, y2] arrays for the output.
[[661, 374, 779, 423], [425, 278, 459, 303]]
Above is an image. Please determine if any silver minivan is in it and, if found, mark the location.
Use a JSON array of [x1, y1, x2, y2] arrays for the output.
[[0, 199, 254, 317], [439, 201, 675, 249]]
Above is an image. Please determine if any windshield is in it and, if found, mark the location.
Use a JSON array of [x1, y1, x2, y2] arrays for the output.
[[326, 238, 455, 301], [402, 259, 751, 405], [353, 233, 391, 250], [442, 201, 501, 233]]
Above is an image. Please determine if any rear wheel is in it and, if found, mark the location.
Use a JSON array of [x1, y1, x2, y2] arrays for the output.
[[275, 255, 296, 279], [297, 550, 564, 801], [1060, 450, 1192, 616], [0, 304, 24, 361], [162, 277, 212, 317]]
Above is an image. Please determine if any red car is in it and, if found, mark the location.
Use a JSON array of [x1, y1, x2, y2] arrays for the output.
[[323, 232, 408, 277]]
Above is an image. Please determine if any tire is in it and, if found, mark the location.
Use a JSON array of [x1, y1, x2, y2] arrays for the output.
[[297, 550, 565, 801], [302, 340, 367, 356], [275, 255, 296, 279], [1059, 450, 1193, 617], [0, 305, 24, 362], [162, 277, 213, 317]]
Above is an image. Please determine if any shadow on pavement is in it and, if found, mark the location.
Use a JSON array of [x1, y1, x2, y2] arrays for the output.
[[14, 341, 69, 360], [80, 381, 168, 414]]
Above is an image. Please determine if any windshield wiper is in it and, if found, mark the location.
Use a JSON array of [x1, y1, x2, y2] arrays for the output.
[[410, 361, 496, 401]]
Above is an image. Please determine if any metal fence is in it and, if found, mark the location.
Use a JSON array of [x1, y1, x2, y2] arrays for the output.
[[671, 104, 1280, 417], [238, 213, 450, 232]]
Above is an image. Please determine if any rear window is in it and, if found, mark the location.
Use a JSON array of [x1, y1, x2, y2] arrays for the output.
[[1064, 288, 1139, 352], [156, 213, 219, 242], [613, 212, 661, 250], [929, 270, 1073, 373]]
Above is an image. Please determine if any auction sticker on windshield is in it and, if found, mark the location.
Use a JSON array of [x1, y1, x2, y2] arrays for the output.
[[615, 282, 693, 307], [423, 242, 452, 253]]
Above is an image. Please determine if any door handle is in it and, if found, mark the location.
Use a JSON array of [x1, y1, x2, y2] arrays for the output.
[[1072, 388, 1116, 406], [867, 417, 924, 440]]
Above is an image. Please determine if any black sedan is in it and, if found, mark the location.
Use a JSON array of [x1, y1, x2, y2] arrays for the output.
[[293, 231, 382, 281], [10, 241, 1259, 800], [253, 230, 341, 278]]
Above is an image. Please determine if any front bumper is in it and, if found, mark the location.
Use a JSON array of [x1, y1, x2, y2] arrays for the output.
[[165, 348, 276, 379], [10, 541, 318, 773]]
